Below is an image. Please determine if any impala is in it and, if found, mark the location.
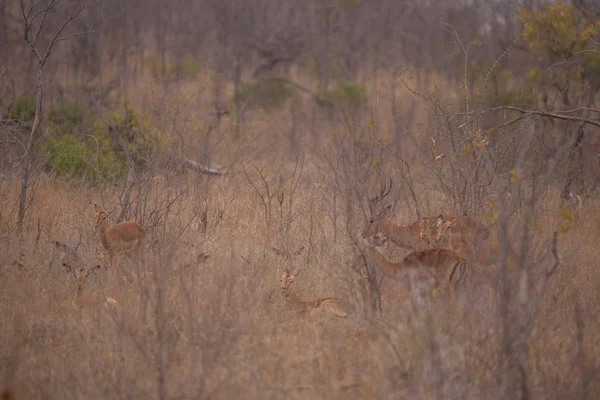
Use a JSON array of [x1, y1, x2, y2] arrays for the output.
[[367, 244, 469, 298], [94, 204, 146, 269], [279, 269, 348, 317], [433, 216, 507, 266], [362, 178, 488, 251], [54, 241, 118, 307], [362, 178, 434, 251]]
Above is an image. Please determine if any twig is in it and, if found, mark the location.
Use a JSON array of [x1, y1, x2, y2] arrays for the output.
[[546, 231, 559, 277]]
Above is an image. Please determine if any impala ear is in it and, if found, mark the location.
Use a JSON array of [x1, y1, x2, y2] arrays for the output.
[[272, 247, 284, 256], [62, 262, 72, 273], [89, 265, 102, 275], [106, 209, 116, 216], [94, 203, 102, 212], [430, 215, 443, 228], [53, 240, 68, 251]]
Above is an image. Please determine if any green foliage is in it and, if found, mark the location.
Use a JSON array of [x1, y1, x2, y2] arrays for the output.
[[39, 102, 151, 182], [40, 134, 124, 180], [240, 79, 294, 110], [558, 206, 575, 233], [518, 0, 597, 61], [497, 87, 535, 106], [4, 96, 36, 122], [178, 54, 201, 80], [331, 82, 367, 106], [315, 82, 368, 109], [48, 100, 89, 135], [583, 52, 600, 76], [144, 54, 172, 79]]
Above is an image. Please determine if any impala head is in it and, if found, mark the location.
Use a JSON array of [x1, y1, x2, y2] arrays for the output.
[[65, 263, 102, 291], [55, 241, 102, 290], [94, 203, 115, 230], [363, 177, 393, 239], [432, 215, 456, 243], [280, 269, 296, 297], [273, 245, 305, 295], [418, 217, 433, 242]]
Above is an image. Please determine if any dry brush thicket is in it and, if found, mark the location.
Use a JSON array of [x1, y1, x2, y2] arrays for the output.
[[0, 139, 599, 399]]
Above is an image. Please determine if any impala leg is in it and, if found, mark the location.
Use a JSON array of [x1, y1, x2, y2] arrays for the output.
[[136, 242, 145, 265]]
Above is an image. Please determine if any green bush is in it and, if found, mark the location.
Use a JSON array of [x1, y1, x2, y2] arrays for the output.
[[497, 87, 535, 107], [39, 104, 151, 182], [331, 82, 367, 106], [240, 79, 293, 110], [41, 134, 92, 179], [178, 54, 201, 80], [4, 96, 36, 123], [49, 100, 89, 135], [315, 82, 368, 109]]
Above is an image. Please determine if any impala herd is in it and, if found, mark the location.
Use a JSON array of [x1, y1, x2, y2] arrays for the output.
[[52, 178, 497, 315]]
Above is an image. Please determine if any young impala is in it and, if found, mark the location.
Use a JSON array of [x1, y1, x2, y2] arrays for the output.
[[54, 241, 118, 307], [279, 269, 348, 317], [94, 204, 146, 270], [274, 246, 348, 317]]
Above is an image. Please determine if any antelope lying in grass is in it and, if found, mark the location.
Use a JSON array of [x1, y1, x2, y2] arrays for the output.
[[279, 269, 348, 318], [273, 245, 348, 317], [54, 241, 118, 308]]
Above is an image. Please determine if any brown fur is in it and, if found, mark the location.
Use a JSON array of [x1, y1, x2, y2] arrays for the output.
[[280, 271, 348, 318], [94, 204, 146, 268], [369, 246, 469, 298], [433, 216, 504, 266]]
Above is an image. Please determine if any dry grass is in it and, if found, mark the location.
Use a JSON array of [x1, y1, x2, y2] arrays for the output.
[[0, 67, 599, 398], [0, 162, 598, 400]]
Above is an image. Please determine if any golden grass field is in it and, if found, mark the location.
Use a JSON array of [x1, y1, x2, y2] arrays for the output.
[[1, 155, 599, 399]]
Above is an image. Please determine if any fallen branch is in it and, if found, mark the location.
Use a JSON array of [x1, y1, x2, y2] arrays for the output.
[[183, 159, 225, 176]]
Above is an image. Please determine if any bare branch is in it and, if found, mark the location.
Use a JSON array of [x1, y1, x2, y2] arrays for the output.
[[482, 34, 521, 103], [42, 0, 89, 64], [549, 49, 600, 69], [458, 106, 600, 130]]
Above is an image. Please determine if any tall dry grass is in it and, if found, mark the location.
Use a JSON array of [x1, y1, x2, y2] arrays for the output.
[[0, 155, 598, 399]]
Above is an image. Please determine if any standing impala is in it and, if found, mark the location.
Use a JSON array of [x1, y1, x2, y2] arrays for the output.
[[362, 178, 489, 251], [362, 178, 431, 251], [94, 204, 146, 269], [366, 239, 469, 299]]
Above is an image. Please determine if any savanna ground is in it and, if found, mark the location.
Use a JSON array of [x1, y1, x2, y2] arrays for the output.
[[1, 135, 599, 399], [2, 0, 600, 398]]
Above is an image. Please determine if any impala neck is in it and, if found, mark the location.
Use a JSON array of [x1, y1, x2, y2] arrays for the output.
[[97, 226, 110, 249], [378, 218, 419, 250], [372, 247, 403, 280], [283, 287, 304, 306]]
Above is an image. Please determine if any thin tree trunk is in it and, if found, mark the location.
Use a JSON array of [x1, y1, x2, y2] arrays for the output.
[[17, 67, 43, 235], [112, 126, 135, 223]]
